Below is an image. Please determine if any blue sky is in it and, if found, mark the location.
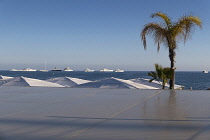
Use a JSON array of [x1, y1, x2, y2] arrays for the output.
[[0, 0, 209, 71]]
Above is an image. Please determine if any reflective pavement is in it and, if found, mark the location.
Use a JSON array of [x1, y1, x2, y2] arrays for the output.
[[0, 87, 209, 140]]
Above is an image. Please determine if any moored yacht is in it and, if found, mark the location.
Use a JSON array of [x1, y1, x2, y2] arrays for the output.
[[10, 68, 36, 71], [114, 69, 124, 72], [21, 68, 37, 71], [84, 68, 94, 72], [10, 69, 19, 71], [38, 70, 48, 72], [63, 67, 73, 71], [203, 70, 208, 73], [24, 68, 36, 71], [39, 60, 48, 72], [99, 68, 113, 72], [203, 65, 208, 73]]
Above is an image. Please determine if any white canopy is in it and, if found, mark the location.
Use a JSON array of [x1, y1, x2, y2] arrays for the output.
[[75, 77, 158, 89], [0, 75, 13, 80], [1, 76, 64, 87], [0, 75, 14, 85], [130, 78, 184, 89], [46, 76, 91, 87]]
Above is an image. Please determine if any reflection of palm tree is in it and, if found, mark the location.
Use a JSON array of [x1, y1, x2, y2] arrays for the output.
[[168, 90, 177, 119], [158, 90, 190, 138], [141, 12, 202, 89]]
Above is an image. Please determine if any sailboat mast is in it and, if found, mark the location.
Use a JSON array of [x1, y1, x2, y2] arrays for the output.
[[45, 60, 47, 71]]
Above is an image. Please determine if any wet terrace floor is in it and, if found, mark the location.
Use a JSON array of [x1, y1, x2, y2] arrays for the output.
[[0, 87, 209, 140]]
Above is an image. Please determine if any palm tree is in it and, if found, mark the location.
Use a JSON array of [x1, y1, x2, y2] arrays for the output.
[[141, 12, 202, 89], [148, 64, 173, 89]]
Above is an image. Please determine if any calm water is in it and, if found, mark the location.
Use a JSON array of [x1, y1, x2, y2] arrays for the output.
[[0, 71, 209, 90]]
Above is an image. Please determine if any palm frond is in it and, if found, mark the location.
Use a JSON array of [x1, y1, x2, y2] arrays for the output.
[[148, 71, 157, 78], [141, 23, 167, 51], [148, 71, 160, 83], [163, 67, 173, 80], [151, 12, 172, 28], [155, 63, 163, 78], [149, 79, 154, 83], [173, 15, 202, 43]]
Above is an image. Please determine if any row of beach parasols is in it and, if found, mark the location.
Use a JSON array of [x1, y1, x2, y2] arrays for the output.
[[0, 75, 183, 89]]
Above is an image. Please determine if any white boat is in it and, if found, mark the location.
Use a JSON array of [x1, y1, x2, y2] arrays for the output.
[[40, 60, 48, 72], [114, 69, 124, 72], [203, 70, 208, 73], [203, 65, 208, 73], [99, 68, 113, 72], [22, 68, 37, 71], [14, 68, 37, 71], [39, 70, 48, 72], [10, 69, 20, 71], [63, 67, 73, 71], [84, 68, 94, 72]]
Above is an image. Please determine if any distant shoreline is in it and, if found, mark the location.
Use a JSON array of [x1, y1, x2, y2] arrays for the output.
[[0, 70, 205, 72]]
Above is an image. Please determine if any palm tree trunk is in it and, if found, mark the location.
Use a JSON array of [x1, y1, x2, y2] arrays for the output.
[[169, 49, 175, 89], [162, 83, 165, 89]]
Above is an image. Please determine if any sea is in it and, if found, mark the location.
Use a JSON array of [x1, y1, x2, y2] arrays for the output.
[[0, 71, 210, 90]]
